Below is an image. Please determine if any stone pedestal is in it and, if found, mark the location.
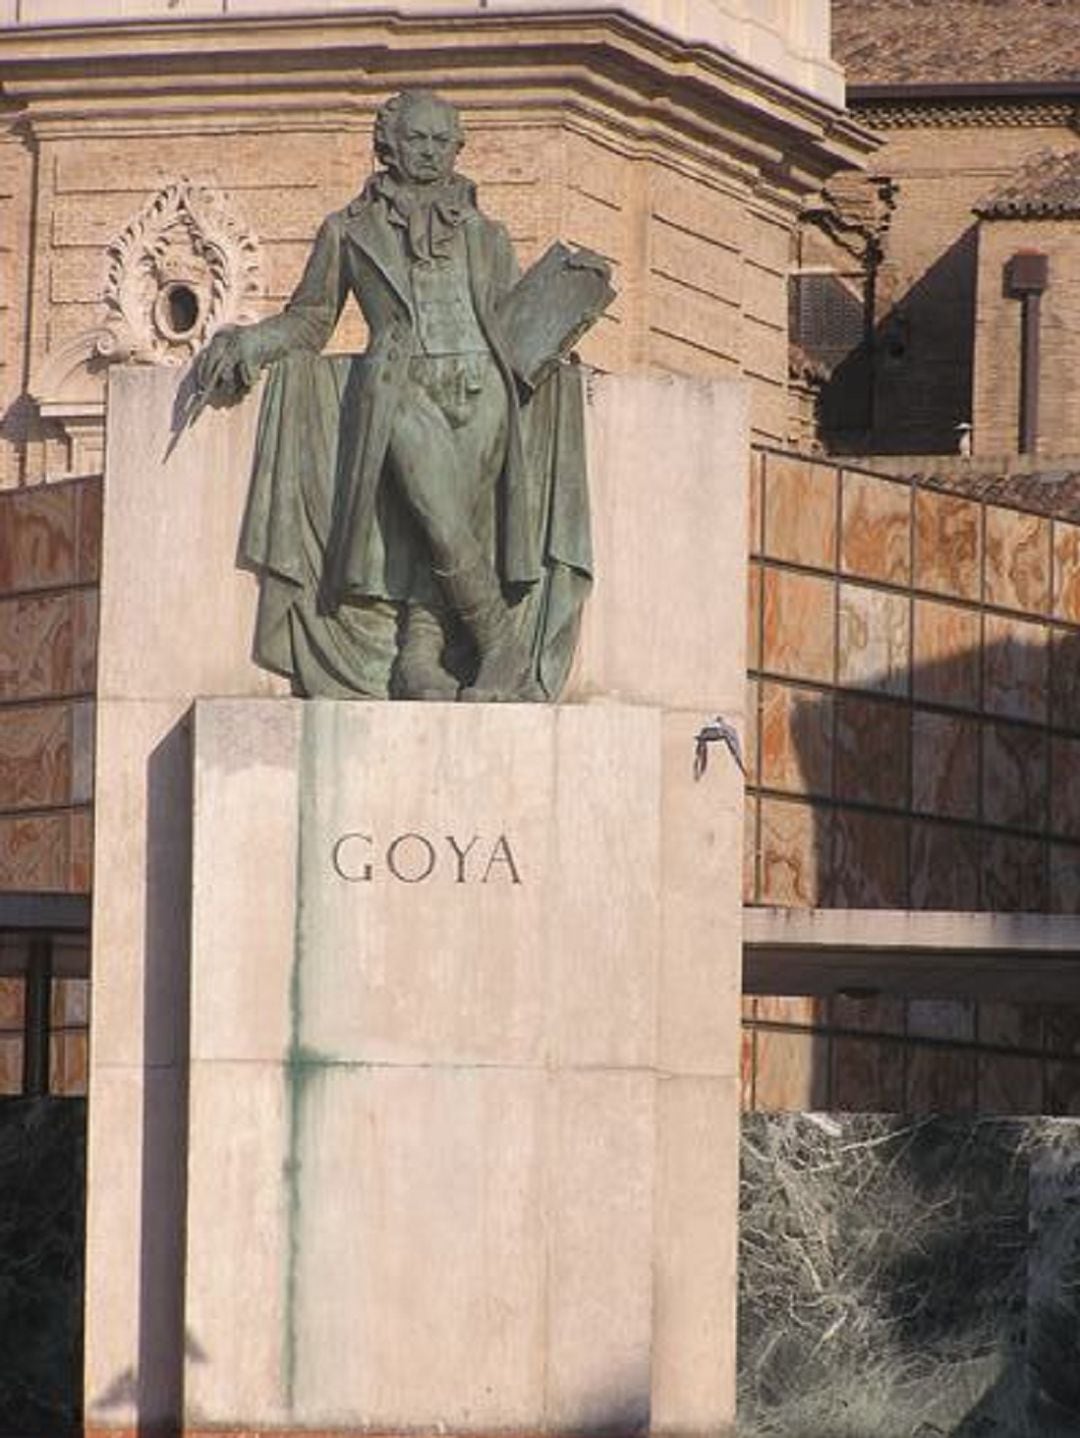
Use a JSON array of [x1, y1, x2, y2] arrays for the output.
[[84, 365, 748, 1437], [184, 698, 742, 1433]]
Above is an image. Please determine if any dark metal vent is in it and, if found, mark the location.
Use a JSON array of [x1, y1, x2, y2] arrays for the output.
[[789, 271, 866, 371]]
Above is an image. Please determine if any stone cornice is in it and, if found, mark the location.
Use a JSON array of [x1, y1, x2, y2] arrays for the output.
[[855, 97, 1080, 131], [0, 8, 875, 191]]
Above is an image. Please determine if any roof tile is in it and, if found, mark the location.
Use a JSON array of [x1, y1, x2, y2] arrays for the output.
[[977, 148, 1080, 217], [833, 0, 1080, 88]]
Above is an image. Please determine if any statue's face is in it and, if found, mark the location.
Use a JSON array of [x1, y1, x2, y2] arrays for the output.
[[391, 97, 460, 186]]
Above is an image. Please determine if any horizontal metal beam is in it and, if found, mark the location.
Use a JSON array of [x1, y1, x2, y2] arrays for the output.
[[743, 906, 1080, 1001], [0, 891, 90, 934]]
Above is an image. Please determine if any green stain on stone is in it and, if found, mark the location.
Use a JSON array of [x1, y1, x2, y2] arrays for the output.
[[282, 704, 357, 1410], [283, 1041, 332, 1411], [282, 707, 329, 1413]]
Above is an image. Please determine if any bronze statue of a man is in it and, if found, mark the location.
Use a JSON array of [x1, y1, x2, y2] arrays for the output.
[[196, 90, 608, 702]]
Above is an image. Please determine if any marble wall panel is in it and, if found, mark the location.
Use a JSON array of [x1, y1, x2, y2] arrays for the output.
[[747, 453, 1080, 946], [982, 721, 1048, 831], [831, 1036, 904, 1110], [75, 478, 103, 584], [907, 998, 975, 1041], [746, 562, 761, 669], [977, 1054, 1043, 1115], [1045, 1062, 1080, 1114], [1051, 627, 1080, 728], [68, 808, 91, 893], [762, 453, 837, 568], [759, 681, 831, 796], [911, 598, 981, 709], [830, 994, 905, 1034], [72, 590, 98, 693], [52, 976, 88, 1028], [0, 593, 73, 701], [911, 711, 979, 820], [1052, 519, 1080, 622], [830, 807, 909, 907], [906, 1046, 977, 1111], [982, 832, 1047, 912], [0, 485, 76, 593], [745, 679, 759, 783], [837, 583, 910, 695], [0, 978, 23, 1028], [977, 1002, 1044, 1050], [0, 1035, 21, 1094], [985, 505, 1051, 615], [1048, 841, 1080, 913], [758, 797, 825, 906], [984, 613, 1049, 723], [840, 471, 911, 585], [751, 1032, 827, 1110], [755, 996, 820, 1029], [1043, 1006, 1080, 1056], [1051, 736, 1080, 840], [0, 703, 71, 810], [743, 797, 758, 902], [0, 812, 68, 890], [740, 1018, 756, 1111], [914, 489, 981, 600], [747, 450, 763, 555], [834, 693, 909, 809], [50, 1031, 88, 1096], [761, 568, 834, 683], [910, 820, 980, 909], [70, 702, 93, 806]]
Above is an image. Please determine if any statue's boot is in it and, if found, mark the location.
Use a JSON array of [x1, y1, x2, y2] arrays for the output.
[[436, 556, 541, 703], [393, 604, 459, 701]]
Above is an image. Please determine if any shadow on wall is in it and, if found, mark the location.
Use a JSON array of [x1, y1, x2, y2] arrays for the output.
[[778, 625, 1080, 912], [83, 717, 195, 1436], [822, 226, 979, 457]]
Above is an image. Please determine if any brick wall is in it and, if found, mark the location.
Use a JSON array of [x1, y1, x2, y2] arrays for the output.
[[823, 114, 1080, 456], [0, 48, 841, 489], [0, 130, 33, 489], [974, 214, 1080, 457], [4, 117, 802, 476]]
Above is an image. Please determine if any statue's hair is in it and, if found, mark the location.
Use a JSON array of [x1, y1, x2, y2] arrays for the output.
[[374, 90, 464, 169]]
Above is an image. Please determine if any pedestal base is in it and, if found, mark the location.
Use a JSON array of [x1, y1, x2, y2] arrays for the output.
[[181, 698, 741, 1434]]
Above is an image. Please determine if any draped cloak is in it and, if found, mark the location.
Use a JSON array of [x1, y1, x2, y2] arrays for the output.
[[235, 173, 593, 699]]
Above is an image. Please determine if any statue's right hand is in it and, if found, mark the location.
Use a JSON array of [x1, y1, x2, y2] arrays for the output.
[[194, 325, 262, 400]]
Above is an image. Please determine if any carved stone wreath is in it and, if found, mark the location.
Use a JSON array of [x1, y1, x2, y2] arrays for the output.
[[99, 178, 263, 364]]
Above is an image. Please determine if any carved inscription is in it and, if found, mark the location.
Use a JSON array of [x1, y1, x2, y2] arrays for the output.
[[332, 832, 522, 886]]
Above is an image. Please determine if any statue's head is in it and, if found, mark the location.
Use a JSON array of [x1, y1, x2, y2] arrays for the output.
[[375, 90, 464, 187]]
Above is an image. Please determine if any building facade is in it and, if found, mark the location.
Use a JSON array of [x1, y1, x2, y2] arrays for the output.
[[0, 0, 866, 1106]]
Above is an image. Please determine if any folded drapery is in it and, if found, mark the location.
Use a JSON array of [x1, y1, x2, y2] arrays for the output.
[[238, 351, 593, 700]]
